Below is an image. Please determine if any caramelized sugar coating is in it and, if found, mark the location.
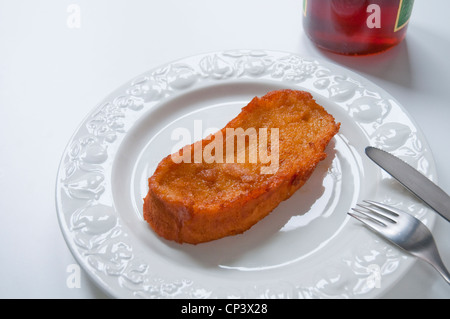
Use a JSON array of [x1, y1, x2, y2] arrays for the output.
[[143, 90, 340, 244]]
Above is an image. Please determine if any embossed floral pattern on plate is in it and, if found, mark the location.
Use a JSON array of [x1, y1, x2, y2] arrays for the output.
[[56, 50, 436, 299]]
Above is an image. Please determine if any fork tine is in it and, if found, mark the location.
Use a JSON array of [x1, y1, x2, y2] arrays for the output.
[[357, 203, 397, 224], [351, 207, 391, 226], [363, 200, 401, 216], [347, 211, 387, 235]]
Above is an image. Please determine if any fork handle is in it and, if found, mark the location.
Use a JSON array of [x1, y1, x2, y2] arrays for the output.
[[421, 250, 450, 285], [429, 258, 450, 284]]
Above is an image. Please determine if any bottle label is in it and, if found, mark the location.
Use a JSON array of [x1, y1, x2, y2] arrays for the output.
[[395, 0, 415, 32], [303, 0, 307, 17]]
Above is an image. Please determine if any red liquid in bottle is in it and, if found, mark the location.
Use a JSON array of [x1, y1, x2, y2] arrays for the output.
[[303, 0, 414, 55]]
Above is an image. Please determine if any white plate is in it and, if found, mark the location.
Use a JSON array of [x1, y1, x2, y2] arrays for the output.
[[56, 50, 436, 299]]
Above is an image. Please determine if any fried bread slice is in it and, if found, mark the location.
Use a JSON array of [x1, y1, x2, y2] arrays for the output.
[[143, 89, 340, 244]]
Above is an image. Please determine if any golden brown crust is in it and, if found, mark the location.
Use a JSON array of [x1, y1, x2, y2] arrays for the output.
[[143, 89, 340, 244]]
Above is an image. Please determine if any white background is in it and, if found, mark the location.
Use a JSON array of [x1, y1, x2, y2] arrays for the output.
[[0, 0, 449, 298]]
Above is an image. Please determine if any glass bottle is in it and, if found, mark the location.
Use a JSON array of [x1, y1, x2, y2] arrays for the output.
[[303, 0, 415, 55]]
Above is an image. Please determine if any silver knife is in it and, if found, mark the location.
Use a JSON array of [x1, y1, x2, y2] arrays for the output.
[[365, 146, 450, 222]]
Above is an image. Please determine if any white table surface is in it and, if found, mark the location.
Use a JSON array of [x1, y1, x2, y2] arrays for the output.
[[1, 0, 449, 299]]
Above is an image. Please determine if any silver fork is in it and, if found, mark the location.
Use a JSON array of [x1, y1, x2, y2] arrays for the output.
[[348, 200, 450, 284]]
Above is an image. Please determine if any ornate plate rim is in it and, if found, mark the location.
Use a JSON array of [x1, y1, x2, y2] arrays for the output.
[[55, 49, 437, 299]]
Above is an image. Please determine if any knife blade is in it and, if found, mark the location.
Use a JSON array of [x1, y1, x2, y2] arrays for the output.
[[365, 146, 450, 222]]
